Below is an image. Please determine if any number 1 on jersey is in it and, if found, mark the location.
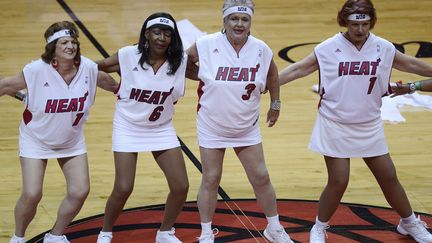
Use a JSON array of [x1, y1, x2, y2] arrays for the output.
[[72, 113, 84, 126], [367, 77, 377, 94]]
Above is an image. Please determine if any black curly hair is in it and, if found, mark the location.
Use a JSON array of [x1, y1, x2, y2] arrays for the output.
[[138, 12, 184, 75]]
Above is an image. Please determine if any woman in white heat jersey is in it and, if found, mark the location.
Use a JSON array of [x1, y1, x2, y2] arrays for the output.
[[0, 21, 118, 243], [187, 1, 292, 242], [279, 0, 432, 242], [95, 12, 189, 243]]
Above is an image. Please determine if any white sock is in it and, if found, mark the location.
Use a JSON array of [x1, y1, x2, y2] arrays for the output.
[[11, 234, 25, 241], [315, 216, 329, 228], [201, 221, 212, 235], [401, 212, 416, 224], [47, 233, 65, 239], [157, 228, 173, 233], [99, 231, 113, 236], [266, 214, 282, 230]]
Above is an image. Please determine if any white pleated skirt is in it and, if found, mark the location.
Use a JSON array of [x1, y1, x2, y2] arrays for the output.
[[197, 118, 262, 149], [112, 118, 180, 152], [309, 113, 388, 158], [19, 130, 86, 159]]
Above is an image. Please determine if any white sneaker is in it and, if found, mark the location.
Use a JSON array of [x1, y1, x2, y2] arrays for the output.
[[263, 225, 294, 243], [10, 235, 26, 243], [96, 231, 113, 243], [198, 228, 219, 243], [156, 228, 182, 243], [309, 224, 329, 243], [43, 233, 70, 243], [397, 215, 432, 243]]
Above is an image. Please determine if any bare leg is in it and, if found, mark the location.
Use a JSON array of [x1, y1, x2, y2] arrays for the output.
[[235, 143, 277, 217], [153, 148, 189, 231], [197, 147, 225, 223], [14, 157, 47, 237], [50, 154, 90, 235], [317, 156, 350, 222], [101, 152, 137, 232], [364, 154, 412, 217]]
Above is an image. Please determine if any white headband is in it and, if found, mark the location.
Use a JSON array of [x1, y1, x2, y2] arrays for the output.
[[47, 29, 72, 44], [146, 17, 175, 29], [223, 6, 254, 18], [347, 14, 371, 21]]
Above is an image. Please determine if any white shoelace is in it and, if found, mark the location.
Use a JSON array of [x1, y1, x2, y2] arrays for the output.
[[197, 228, 219, 240], [314, 225, 330, 239], [321, 225, 330, 239], [271, 227, 288, 239], [416, 216, 428, 228]]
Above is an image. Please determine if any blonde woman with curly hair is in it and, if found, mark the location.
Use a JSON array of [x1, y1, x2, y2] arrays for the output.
[[187, 0, 292, 242]]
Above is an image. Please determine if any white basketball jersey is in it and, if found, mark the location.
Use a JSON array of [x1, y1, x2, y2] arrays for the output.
[[115, 45, 186, 128], [314, 32, 395, 123], [196, 32, 272, 137], [20, 56, 98, 148]]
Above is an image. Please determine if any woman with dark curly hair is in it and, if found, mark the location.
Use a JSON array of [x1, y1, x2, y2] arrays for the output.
[[95, 12, 189, 243]]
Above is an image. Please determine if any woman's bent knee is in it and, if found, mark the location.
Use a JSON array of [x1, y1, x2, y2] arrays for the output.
[[171, 181, 189, 196], [68, 185, 90, 201], [20, 190, 43, 205], [113, 183, 134, 199], [327, 177, 349, 191], [201, 175, 221, 191], [251, 173, 271, 188]]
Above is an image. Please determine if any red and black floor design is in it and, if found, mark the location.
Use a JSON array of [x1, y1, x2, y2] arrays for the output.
[[28, 199, 432, 243]]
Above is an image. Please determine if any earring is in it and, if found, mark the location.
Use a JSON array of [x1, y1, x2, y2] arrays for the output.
[[74, 59, 80, 67], [144, 40, 149, 49], [51, 58, 58, 69]]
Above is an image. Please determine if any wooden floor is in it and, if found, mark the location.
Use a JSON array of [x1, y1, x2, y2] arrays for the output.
[[0, 0, 431, 241]]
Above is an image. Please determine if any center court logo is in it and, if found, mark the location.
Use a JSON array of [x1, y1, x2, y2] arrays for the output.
[[26, 199, 432, 242]]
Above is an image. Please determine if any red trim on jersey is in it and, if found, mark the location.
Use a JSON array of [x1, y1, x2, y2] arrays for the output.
[[384, 61, 395, 97], [196, 80, 204, 112], [115, 79, 122, 100], [23, 108, 32, 125], [382, 82, 392, 97], [318, 87, 325, 109]]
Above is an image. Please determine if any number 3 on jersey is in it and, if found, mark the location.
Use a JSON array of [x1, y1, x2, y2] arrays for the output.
[[242, 83, 256, 100]]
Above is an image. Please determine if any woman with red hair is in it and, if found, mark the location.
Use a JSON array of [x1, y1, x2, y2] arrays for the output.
[[279, 0, 432, 242]]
